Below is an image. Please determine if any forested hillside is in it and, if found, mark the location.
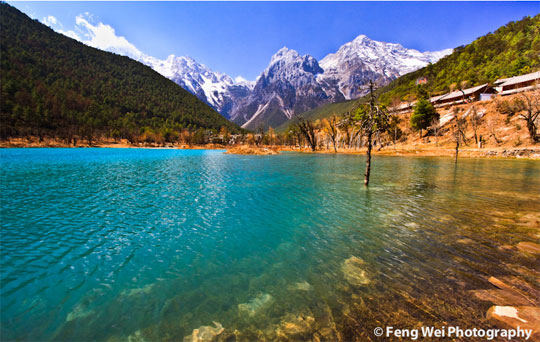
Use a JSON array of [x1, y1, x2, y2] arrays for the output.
[[0, 3, 240, 143], [377, 14, 540, 104]]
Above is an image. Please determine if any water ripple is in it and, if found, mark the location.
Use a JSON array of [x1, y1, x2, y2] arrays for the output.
[[1, 149, 539, 341]]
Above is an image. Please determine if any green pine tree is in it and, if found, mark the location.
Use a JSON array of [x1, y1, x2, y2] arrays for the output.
[[410, 98, 439, 136]]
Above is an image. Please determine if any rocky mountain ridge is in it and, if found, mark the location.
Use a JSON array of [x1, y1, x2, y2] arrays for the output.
[[142, 35, 451, 129]]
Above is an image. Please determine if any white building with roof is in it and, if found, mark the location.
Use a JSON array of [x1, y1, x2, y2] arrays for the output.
[[494, 71, 540, 96]]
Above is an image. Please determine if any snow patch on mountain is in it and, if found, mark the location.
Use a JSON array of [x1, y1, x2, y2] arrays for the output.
[[140, 55, 252, 118], [235, 76, 256, 89], [318, 34, 452, 99]]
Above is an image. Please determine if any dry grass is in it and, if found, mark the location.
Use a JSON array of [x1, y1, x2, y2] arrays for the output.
[[225, 145, 280, 155]]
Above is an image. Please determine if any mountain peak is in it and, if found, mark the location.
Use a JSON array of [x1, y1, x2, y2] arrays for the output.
[[277, 46, 290, 53], [270, 46, 300, 64], [173, 55, 199, 66], [263, 46, 322, 79], [352, 34, 369, 43]]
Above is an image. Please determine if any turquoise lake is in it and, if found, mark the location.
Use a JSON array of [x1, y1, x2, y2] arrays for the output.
[[1, 148, 539, 341]]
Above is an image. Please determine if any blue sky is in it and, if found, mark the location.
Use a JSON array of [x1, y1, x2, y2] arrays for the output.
[[9, 1, 540, 81]]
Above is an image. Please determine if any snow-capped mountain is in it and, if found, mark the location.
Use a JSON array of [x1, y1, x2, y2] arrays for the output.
[[140, 34, 451, 129], [140, 55, 253, 118], [228, 36, 451, 129], [318, 35, 452, 99], [228, 47, 345, 129]]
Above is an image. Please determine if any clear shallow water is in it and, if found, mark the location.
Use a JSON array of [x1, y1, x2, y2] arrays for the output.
[[1, 148, 539, 341]]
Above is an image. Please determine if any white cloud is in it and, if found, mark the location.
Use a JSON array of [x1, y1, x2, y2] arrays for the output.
[[52, 13, 143, 61], [42, 15, 58, 27]]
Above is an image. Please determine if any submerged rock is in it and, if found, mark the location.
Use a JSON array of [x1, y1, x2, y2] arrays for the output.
[[313, 327, 339, 342], [66, 303, 94, 322], [128, 330, 145, 342], [517, 242, 540, 255], [471, 277, 533, 306], [341, 256, 370, 286], [183, 322, 225, 342], [405, 222, 419, 229], [289, 281, 313, 292], [65, 288, 105, 323], [121, 283, 155, 297], [518, 213, 540, 229], [498, 244, 515, 251], [457, 238, 475, 244], [276, 314, 315, 339], [238, 293, 274, 316], [487, 306, 540, 337], [313, 303, 342, 342]]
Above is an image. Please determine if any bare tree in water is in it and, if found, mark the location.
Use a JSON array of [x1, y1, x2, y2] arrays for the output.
[[356, 81, 389, 186], [295, 116, 318, 151]]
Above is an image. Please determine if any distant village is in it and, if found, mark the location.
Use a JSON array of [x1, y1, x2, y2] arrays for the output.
[[392, 71, 540, 113]]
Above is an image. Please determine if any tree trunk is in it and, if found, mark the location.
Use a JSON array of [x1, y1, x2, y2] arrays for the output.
[[454, 140, 459, 164], [527, 120, 539, 143], [364, 131, 372, 186], [309, 136, 316, 151]]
